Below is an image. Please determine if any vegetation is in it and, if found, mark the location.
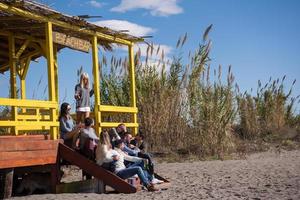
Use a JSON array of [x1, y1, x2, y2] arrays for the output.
[[99, 25, 300, 158]]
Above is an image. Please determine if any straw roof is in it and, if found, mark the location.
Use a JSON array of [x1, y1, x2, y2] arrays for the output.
[[0, 0, 144, 73]]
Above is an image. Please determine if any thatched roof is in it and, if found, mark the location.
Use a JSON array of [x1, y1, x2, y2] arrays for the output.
[[0, 0, 144, 73]]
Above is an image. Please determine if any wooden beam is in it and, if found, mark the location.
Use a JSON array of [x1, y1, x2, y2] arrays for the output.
[[0, 98, 57, 108], [0, 138, 59, 169], [0, 49, 40, 73], [0, 140, 57, 152], [0, 30, 45, 44], [0, 156, 57, 169], [15, 39, 31, 58], [8, 33, 18, 135], [92, 35, 101, 134], [2, 24, 44, 30], [0, 16, 25, 21], [21, 56, 31, 79], [99, 105, 138, 113], [0, 135, 49, 141], [45, 21, 58, 140], [100, 122, 138, 128], [128, 44, 138, 134]]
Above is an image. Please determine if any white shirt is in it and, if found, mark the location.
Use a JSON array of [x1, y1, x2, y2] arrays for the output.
[[114, 147, 142, 173]]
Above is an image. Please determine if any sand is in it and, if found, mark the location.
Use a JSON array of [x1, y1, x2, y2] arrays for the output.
[[11, 149, 300, 200]]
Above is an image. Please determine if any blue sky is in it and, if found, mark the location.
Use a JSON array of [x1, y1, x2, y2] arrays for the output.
[[0, 0, 299, 112]]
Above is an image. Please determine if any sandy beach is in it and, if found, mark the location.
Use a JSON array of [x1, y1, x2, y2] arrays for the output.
[[11, 149, 300, 200]]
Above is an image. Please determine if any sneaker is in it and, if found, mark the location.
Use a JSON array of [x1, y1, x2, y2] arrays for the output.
[[151, 178, 164, 184], [147, 184, 158, 192]]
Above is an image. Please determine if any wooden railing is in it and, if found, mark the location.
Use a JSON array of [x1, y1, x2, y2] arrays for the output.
[[0, 98, 59, 137], [98, 105, 138, 129]]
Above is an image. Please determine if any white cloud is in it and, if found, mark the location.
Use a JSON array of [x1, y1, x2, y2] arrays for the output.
[[93, 20, 155, 37], [111, 0, 183, 16], [89, 0, 102, 8]]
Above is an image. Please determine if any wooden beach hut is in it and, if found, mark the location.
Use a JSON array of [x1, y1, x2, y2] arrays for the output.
[[0, 0, 146, 197]]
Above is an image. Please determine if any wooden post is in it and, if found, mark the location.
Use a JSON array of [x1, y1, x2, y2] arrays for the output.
[[45, 22, 58, 139], [8, 34, 18, 135], [128, 44, 138, 135], [20, 57, 31, 113], [0, 168, 14, 199], [53, 45, 59, 103], [92, 36, 101, 134]]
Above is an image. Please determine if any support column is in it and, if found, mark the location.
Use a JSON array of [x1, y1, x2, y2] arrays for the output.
[[92, 36, 101, 134], [128, 44, 138, 135], [8, 34, 18, 135], [45, 22, 58, 139], [20, 57, 31, 113], [53, 45, 59, 103]]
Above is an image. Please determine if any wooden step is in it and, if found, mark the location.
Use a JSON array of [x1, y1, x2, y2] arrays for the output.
[[58, 143, 136, 194]]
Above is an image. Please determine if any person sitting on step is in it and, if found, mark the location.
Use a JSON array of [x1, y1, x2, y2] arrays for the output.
[[59, 102, 82, 148], [113, 139, 158, 192]]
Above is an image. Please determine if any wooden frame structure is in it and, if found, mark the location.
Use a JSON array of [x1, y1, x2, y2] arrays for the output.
[[0, 0, 146, 197], [0, 0, 142, 138]]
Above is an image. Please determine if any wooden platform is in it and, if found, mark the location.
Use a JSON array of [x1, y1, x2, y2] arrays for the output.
[[0, 135, 59, 169], [0, 134, 169, 198]]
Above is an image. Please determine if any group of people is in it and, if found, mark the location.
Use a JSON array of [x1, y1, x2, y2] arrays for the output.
[[58, 72, 162, 192]]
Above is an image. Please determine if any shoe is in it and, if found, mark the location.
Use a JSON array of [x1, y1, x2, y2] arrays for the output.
[[147, 184, 158, 192], [151, 178, 164, 184]]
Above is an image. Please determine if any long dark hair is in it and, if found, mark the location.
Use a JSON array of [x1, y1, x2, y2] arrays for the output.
[[59, 102, 70, 120]]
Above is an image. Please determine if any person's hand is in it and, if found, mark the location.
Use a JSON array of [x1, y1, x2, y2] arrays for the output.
[[143, 158, 148, 166], [74, 93, 81, 100], [112, 155, 119, 161]]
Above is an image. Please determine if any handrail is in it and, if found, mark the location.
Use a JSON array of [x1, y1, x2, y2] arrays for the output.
[[99, 105, 138, 113], [0, 98, 57, 108], [100, 122, 138, 128]]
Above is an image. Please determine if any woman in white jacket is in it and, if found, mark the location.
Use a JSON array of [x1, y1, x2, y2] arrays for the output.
[[95, 131, 118, 170]]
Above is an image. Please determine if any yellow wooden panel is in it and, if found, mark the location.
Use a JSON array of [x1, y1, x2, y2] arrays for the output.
[[100, 122, 138, 128], [99, 105, 138, 113], [0, 121, 59, 127], [17, 115, 50, 120], [92, 35, 101, 134], [0, 98, 57, 108], [16, 126, 50, 131]]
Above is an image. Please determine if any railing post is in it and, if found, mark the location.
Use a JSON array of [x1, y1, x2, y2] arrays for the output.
[[8, 33, 18, 135], [128, 44, 138, 135], [45, 22, 58, 139], [92, 35, 101, 134]]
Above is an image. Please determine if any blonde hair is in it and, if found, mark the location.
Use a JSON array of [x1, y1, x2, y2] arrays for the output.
[[80, 72, 90, 89], [99, 131, 112, 148]]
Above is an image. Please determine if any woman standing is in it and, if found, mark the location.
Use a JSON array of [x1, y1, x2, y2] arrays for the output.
[[75, 72, 94, 124]]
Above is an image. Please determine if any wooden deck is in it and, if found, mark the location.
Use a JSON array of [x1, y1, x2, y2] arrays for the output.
[[0, 135, 59, 169]]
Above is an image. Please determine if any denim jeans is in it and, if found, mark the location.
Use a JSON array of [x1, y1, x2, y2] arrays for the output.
[[116, 166, 150, 186], [127, 160, 153, 181], [137, 152, 154, 175]]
